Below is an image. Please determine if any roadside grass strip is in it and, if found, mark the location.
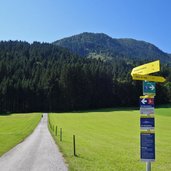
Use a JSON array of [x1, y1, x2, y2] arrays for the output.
[[0, 113, 41, 156]]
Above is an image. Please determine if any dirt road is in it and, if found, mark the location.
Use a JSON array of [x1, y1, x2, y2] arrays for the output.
[[0, 113, 68, 171]]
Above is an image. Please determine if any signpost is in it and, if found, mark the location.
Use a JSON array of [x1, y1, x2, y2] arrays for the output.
[[140, 116, 155, 130], [143, 81, 156, 95], [140, 96, 154, 108], [132, 74, 166, 82], [141, 131, 155, 161], [131, 60, 160, 76], [130, 60, 166, 171], [140, 108, 154, 114]]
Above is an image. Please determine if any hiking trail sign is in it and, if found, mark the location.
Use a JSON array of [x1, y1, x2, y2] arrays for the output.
[[131, 60, 166, 171], [131, 60, 166, 83], [140, 116, 155, 130], [132, 74, 165, 82], [141, 131, 155, 162], [140, 96, 154, 108], [131, 60, 160, 76], [143, 81, 156, 95]]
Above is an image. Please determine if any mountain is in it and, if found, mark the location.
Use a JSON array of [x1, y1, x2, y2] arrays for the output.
[[54, 32, 171, 63]]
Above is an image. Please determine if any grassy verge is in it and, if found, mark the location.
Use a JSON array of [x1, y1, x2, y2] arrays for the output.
[[0, 113, 41, 156], [49, 108, 171, 171]]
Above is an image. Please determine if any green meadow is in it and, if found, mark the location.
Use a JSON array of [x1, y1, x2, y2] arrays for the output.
[[49, 107, 171, 171], [0, 113, 41, 156]]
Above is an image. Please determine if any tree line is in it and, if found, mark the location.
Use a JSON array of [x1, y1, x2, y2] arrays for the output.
[[0, 41, 170, 113]]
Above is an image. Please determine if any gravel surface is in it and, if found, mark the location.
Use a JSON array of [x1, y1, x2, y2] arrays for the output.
[[0, 113, 68, 171]]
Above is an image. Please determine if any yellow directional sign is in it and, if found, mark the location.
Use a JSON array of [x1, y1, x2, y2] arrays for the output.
[[131, 60, 160, 76], [132, 74, 166, 82], [140, 95, 155, 98]]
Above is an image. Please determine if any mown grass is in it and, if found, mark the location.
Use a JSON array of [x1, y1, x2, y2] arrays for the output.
[[0, 113, 41, 156], [49, 107, 171, 171]]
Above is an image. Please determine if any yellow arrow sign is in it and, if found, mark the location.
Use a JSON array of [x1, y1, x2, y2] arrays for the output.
[[131, 60, 160, 76], [132, 74, 166, 82]]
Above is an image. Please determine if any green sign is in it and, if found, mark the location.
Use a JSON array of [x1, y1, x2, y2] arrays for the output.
[[143, 81, 156, 95]]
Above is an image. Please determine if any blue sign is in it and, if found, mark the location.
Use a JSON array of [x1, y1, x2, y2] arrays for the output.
[[140, 117, 155, 130], [141, 132, 155, 162], [140, 97, 154, 108], [143, 81, 156, 95]]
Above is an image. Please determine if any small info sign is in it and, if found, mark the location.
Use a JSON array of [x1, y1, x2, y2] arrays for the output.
[[140, 131, 155, 162], [143, 81, 156, 95], [140, 117, 155, 130], [140, 107, 154, 114]]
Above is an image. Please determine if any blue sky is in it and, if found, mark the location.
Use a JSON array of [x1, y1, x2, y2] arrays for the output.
[[0, 0, 171, 52]]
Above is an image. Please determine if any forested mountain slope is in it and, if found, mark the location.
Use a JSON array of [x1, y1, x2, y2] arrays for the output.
[[54, 32, 171, 63], [0, 40, 170, 113]]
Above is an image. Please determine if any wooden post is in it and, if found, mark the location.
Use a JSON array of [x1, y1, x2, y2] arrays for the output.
[[55, 126, 57, 136], [60, 128, 62, 141], [73, 135, 76, 156]]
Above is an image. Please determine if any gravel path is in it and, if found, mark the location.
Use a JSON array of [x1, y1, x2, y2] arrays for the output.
[[0, 113, 68, 171]]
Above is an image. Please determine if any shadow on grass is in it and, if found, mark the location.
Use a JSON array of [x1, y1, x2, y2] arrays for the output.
[[71, 154, 94, 162], [0, 112, 41, 116], [156, 103, 171, 108], [0, 112, 13, 116], [53, 107, 139, 114]]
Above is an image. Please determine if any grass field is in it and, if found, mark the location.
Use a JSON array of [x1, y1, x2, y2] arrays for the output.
[[49, 107, 171, 171], [0, 113, 41, 156]]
